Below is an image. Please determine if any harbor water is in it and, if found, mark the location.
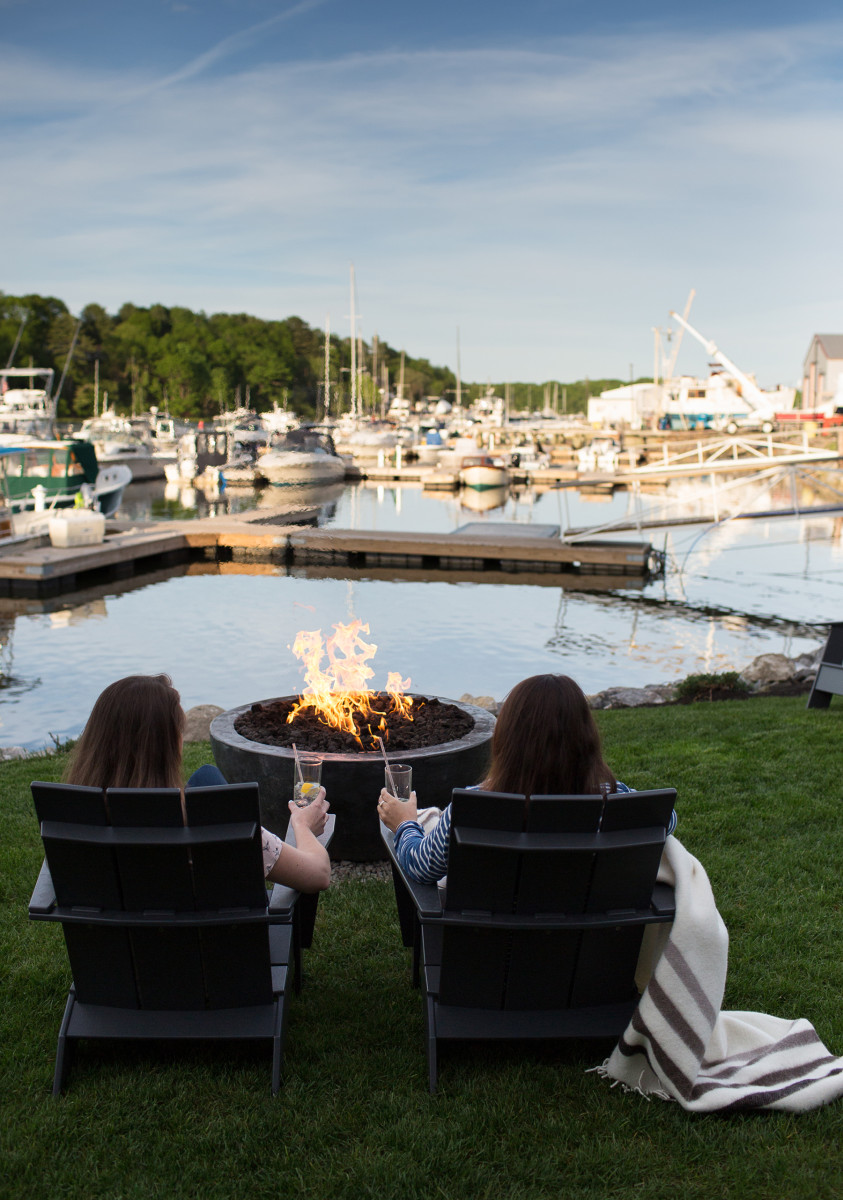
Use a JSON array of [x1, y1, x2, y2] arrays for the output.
[[1, 471, 840, 750]]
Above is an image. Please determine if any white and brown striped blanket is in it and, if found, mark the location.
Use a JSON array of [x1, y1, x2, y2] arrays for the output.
[[598, 837, 843, 1112]]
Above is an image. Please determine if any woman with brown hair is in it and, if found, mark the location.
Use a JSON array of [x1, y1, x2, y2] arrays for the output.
[[377, 673, 676, 883], [65, 674, 331, 892]]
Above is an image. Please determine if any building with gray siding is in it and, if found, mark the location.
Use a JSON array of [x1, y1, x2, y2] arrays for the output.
[[802, 334, 843, 408]]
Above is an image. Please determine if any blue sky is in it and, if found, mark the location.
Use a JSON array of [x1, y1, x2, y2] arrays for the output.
[[3, 0, 842, 387]]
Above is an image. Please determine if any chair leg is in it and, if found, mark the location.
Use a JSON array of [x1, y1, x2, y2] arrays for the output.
[[53, 990, 76, 1097], [412, 921, 421, 989], [425, 994, 438, 1094], [271, 998, 285, 1096], [292, 909, 303, 996]]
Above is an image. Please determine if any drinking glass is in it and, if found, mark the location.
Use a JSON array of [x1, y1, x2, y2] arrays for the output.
[[293, 755, 323, 805], [387, 763, 412, 800]]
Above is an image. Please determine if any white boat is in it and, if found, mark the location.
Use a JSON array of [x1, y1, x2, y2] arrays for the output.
[[130, 411, 193, 463], [257, 428, 346, 486], [260, 403, 299, 437], [576, 438, 620, 474], [0, 366, 57, 438], [458, 454, 510, 490], [76, 410, 165, 481]]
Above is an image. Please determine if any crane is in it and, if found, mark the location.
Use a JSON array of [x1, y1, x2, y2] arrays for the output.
[[668, 310, 767, 410]]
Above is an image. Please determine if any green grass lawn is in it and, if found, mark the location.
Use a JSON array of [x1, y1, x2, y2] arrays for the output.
[[3, 698, 843, 1200]]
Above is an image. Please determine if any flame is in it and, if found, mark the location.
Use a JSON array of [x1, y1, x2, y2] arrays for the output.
[[287, 619, 413, 747]]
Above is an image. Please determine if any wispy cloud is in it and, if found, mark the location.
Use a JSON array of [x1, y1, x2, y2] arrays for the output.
[[2, 19, 842, 380], [132, 0, 330, 95]]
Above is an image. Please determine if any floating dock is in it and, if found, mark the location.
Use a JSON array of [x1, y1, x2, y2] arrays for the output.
[[0, 514, 663, 599]]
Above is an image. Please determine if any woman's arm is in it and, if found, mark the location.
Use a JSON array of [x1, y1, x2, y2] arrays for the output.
[[266, 792, 331, 892], [380, 790, 451, 884]]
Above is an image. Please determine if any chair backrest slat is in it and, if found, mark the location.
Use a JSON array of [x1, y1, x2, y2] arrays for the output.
[[519, 795, 604, 915], [32, 782, 121, 909], [444, 790, 525, 914], [108, 788, 194, 913], [601, 788, 676, 833], [184, 783, 267, 912]]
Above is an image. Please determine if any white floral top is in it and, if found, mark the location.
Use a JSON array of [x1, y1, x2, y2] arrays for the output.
[[261, 827, 284, 876]]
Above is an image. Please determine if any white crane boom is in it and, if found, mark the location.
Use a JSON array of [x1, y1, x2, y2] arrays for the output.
[[669, 310, 766, 408]]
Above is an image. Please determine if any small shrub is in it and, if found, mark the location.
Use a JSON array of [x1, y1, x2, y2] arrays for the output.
[[675, 671, 750, 703]]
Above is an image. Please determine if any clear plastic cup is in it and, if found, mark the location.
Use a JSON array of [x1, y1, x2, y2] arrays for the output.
[[293, 755, 323, 806], [388, 763, 412, 800]]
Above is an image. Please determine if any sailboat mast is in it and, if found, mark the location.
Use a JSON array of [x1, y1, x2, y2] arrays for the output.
[[5, 311, 27, 369], [349, 264, 358, 423], [456, 327, 462, 412], [324, 315, 331, 420]]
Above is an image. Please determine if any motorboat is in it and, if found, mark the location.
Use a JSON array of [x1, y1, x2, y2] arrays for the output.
[[219, 437, 268, 487], [576, 438, 620, 474], [0, 439, 132, 534], [0, 366, 57, 438], [458, 454, 510, 491], [257, 428, 346, 486], [260, 403, 299, 438], [76, 410, 165, 481], [130, 411, 193, 464]]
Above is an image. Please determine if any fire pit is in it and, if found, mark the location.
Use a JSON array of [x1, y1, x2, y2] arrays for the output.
[[209, 619, 495, 859], [209, 694, 495, 860]]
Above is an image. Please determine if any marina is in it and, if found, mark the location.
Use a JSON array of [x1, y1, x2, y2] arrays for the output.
[[2, 305, 843, 754]]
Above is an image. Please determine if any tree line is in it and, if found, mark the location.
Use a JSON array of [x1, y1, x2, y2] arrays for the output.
[[0, 292, 619, 422]]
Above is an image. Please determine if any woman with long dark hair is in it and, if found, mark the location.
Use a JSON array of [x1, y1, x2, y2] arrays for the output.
[[65, 674, 331, 892], [377, 673, 676, 883]]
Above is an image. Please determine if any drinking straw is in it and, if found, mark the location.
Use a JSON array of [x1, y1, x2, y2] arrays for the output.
[[292, 742, 304, 785], [376, 735, 397, 795]]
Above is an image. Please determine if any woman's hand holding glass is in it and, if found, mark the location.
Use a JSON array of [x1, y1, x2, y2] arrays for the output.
[[288, 786, 329, 837], [377, 786, 418, 832]]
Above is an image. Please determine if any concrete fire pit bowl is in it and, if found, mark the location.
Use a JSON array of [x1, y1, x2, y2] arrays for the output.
[[209, 694, 496, 861]]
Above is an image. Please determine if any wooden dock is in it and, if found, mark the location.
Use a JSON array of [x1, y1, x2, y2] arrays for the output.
[[0, 513, 663, 599]]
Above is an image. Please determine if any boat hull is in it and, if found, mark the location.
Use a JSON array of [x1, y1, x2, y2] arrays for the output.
[[258, 450, 346, 486], [459, 465, 510, 490]]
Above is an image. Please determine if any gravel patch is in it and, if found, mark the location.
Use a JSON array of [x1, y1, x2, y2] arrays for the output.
[[331, 860, 391, 883]]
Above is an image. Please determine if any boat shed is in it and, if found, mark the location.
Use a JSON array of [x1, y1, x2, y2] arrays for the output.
[[802, 334, 843, 408]]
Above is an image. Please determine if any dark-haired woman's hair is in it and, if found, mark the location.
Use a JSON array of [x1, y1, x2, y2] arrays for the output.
[[64, 674, 185, 790], [483, 674, 616, 796]]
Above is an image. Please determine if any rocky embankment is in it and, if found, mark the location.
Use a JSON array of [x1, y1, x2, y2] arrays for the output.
[[460, 646, 825, 714]]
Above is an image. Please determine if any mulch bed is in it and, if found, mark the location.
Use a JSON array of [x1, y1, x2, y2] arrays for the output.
[[234, 693, 475, 753]]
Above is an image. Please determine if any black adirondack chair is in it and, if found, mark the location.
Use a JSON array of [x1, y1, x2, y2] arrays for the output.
[[28, 780, 334, 1096], [381, 787, 676, 1092]]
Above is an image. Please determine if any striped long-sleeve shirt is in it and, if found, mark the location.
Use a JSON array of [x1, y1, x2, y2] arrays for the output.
[[392, 782, 677, 884]]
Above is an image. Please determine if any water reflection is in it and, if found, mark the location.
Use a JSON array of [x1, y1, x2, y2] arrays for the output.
[[2, 469, 842, 749], [119, 477, 345, 525]]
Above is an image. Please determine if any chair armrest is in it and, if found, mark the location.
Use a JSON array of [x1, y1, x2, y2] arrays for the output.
[[29, 858, 56, 916], [284, 812, 336, 851], [651, 881, 676, 917], [269, 814, 336, 918], [268, 883, 297, 917], [380, 822, 443, 920]]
